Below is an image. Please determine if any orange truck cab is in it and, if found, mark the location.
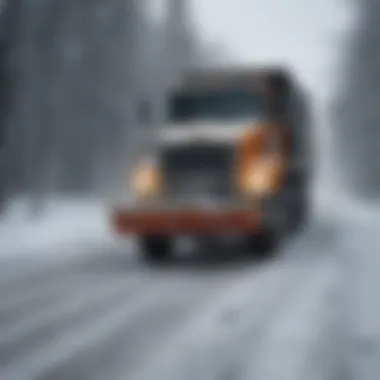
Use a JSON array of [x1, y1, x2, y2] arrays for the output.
[[111, 66, 313, 262]]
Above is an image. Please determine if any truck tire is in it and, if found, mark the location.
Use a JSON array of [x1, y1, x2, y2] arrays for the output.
[[139, 236, 173, 263], [246, 230, 278, 259], [246, 196, 284, 259]]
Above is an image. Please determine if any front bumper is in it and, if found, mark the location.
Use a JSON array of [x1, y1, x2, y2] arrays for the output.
[[111, 202, 261, 235]]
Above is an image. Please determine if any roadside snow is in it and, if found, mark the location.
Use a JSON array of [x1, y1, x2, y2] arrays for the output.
[[0, 198, 113, 258], [332, 194, 380, 380]]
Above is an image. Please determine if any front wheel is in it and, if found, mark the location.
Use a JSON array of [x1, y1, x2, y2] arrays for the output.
[[138, 236, 173, 263], [246, 195, 284, 258], [246, 229, 279, 259]]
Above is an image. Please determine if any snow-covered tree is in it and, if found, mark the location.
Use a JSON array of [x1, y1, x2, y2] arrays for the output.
[[0, 0, 228, 203], [3, 0, 139, 199], [333, 0, 380, 199]]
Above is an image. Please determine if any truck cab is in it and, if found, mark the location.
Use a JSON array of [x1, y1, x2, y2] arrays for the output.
[[111, 67, 313, 262]]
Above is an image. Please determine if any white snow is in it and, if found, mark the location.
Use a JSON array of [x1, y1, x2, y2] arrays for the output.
[[0, 197, 113, 258]]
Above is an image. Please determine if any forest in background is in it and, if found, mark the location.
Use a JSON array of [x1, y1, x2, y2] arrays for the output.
[[1, 0, 379, 205], [333, 0, 380, 200], [0, 0, 228, 204]]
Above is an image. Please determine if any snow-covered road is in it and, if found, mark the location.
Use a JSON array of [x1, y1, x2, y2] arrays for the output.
[[0, 196, 373, 380]]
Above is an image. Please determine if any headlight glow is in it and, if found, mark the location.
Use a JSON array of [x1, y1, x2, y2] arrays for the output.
[[131, 159, 160, 198], [241, 165, 272, 195], [250, 169, 272, 193]]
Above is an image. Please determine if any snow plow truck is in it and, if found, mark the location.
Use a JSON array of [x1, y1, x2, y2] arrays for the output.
[[111, 66, 313, 262]]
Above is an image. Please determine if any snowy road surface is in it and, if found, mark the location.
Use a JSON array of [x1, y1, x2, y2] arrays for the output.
[[0, 198, 352, 380]]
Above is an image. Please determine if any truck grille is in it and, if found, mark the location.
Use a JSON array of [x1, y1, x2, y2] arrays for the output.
[[160, 143, 235, 200]]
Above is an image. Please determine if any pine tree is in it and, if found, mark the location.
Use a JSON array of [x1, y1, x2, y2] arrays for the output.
[[0, 0, 228, 204], [333, 0, 380, 199]]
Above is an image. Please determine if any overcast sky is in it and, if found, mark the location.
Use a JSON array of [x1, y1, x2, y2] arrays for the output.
[[150, 0, 355, 100], [196, 0, 356, 99]]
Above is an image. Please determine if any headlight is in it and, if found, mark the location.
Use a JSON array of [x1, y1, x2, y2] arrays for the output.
[[239, 159, 275, 196], [243, 166, 272, 195], [131, 159, 161, 199], [236, 127, 265, 196], [236, 125, 282, 197]]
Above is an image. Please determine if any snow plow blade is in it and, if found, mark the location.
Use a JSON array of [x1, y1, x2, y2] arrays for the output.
[[110, 206, 261, 235]]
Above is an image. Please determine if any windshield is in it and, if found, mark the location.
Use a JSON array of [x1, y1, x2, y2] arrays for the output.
[[168, 90, 265, 123]]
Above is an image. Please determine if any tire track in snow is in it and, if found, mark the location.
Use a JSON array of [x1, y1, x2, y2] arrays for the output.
[[129, 256, 320, 380], [236, 256, 337, 380], [0, 277, 196, 380], [0, 273, 150, 368]]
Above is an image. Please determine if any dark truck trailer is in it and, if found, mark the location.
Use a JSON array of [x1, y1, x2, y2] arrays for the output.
[[111, 66, 314, 262]]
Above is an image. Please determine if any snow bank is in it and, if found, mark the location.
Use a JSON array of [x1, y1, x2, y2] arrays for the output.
[[0, 197, 114, 258]]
